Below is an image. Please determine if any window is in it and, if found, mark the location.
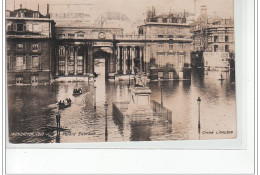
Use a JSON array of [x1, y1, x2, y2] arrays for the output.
[[16, 43, 24, 51], [7, 56, 11, 70], [77, 56, 83, 74], [158, 54, 163, 67], [77, 34, 84, 37], [7, 25, 11, 31], [169, 44, 173, 51], [214, 36, 218, 42], [16, 56, 25, 70], [214, 45, 218, 52], [32, 56, 40, 69], [59, 46, 65, 56], [179, 44, 184, 51], [169, 72, 174, 79], [16, 75, 23, 84], [178, 55, 184, 67], [158, 72, 163, 79], [58, 34, 65, 38], [225, 45, 229, 52], [158, 44, 163, 52], [32, 44, 40, 52], [17, 24, 24, 31], [169, 54, 174, 66], [225, 36, 229, 42], [158, 35, 163, 38], [68, 34, 75, 38]]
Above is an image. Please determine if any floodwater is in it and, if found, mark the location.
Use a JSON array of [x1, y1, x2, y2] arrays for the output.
[[8, 65, 236, 143]]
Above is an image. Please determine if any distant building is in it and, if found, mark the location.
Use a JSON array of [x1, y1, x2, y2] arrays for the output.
[[6, 4, 56, 85], [138, 8, 192, 80], [190, 5, 235, 70]]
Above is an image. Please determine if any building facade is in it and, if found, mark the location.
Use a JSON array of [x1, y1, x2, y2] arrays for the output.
[[6, 6, 197, 85], [190, 5, 235, 70], [138, 9, 192, 80], [6, 5, 56, 85]]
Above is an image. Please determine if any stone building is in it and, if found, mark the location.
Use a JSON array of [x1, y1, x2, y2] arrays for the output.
[[6, 5, 194, 85], [6, 4, 56, 85], [138, 8, 193, 80], [190, 5, 235, 69]]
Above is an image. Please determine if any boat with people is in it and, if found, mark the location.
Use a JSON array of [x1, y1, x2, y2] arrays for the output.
[[73, 87, 83, 95], [73, 76, 83, 95], [58, 98, 72, 109]]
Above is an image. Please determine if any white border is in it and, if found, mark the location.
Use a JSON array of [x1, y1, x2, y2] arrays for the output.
[[6, 0, 245, 150], [3, 0, 255, 173]]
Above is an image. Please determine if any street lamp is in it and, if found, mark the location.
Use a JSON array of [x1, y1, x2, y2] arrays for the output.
[[94, 79, 96, 110], [197, 97, 201, 139], [161, 83, 164, 106], [104, 101, 109, 142]]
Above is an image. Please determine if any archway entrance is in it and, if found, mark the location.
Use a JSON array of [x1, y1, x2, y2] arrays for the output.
[[93, 48, 110, 79]]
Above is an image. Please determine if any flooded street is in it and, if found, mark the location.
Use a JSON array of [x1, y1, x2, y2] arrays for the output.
[[8, 67, 236, 143]]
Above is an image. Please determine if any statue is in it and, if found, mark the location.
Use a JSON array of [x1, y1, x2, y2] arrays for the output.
[[134, 70, 147, 87]]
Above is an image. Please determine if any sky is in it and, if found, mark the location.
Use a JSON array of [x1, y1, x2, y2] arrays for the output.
[[6, 0, 234, 20], [6, 0, 234, 32]]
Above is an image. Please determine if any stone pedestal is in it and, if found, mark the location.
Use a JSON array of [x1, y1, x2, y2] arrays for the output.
[[129, 86, 151, 109]]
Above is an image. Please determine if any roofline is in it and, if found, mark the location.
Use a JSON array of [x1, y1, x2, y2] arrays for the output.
[[141, 22, 190, 27], [55, 26, 124, 30], [6, 17, 54, 22]]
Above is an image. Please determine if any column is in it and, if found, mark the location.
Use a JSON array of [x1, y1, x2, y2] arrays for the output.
[[65, 46, 68, 76], [83, 46, 87, 75], [116, 46, 120, 73], [141, 46, 144, 72], [110, 46, 116, 73], [126, 47, 130, 74], [119, 46, 123, 74], [87, 46, 93, 73], [55, 46, 59, 76], [123, 47, 127, 74], [131, 46, 135, 74], [74, 46, 78, 75]]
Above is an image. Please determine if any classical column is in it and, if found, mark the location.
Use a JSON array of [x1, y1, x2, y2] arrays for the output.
[[112, 46, 116, 73], [123, 47, 127, 74], [83, 46, 87, 75], [74, 46, 78, 75], [116, 46, 119, 73], [65, 46, 68, 76], [131, 46, 135, 74], [89, 46, 94, 73], [119, 46, 123, 74], [140, 46, 144, 72], [55, 46, 59, 76], [144, 45, 147, 73]]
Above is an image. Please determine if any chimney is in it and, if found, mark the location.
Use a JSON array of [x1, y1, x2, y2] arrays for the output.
[[20, 4, 22, 9], [47, 4, 50, 17]]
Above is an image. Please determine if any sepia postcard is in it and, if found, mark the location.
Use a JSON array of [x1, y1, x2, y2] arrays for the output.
[[6, 0, 236, 144]]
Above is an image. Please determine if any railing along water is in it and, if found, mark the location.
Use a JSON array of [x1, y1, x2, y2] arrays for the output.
[[151, 100, 172, 123]]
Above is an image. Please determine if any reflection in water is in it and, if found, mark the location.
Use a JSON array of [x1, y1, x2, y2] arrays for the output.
[[8, 68, 236, 143]]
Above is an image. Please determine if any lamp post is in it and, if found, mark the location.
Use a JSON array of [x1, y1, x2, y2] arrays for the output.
[[197, 97, 201, 139], [161, 83, 164, 106], [128, 73, 131, 88], [104, 101, 108, 142], [94, 79, 96, 110]]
